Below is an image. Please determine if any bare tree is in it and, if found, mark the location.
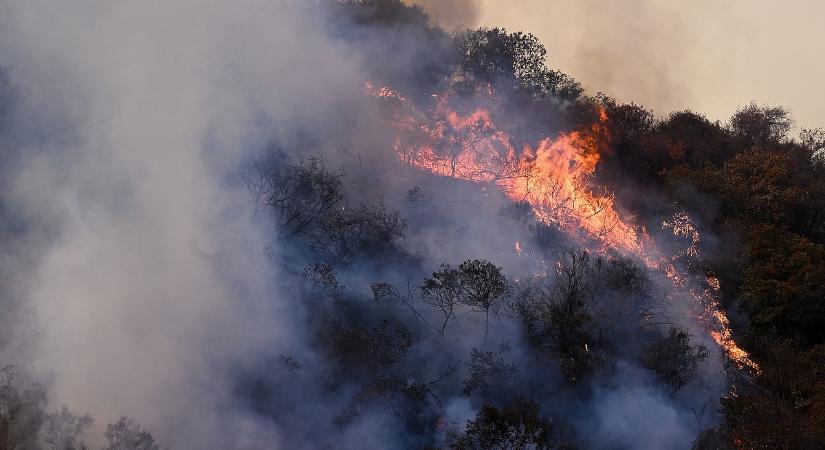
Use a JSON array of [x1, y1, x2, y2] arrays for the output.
[[248, 152, 344, 235], [310, 200, 406, 264]]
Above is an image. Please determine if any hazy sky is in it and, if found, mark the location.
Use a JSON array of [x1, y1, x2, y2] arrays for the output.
[[419, 0, 824, 131]]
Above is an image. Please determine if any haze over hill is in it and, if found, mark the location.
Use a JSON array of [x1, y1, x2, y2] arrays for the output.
[[415, 0, 825, 131]]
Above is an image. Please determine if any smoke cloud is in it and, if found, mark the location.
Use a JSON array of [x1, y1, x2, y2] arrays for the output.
[[0, 1, 375, 447], [477, 0, 825, 129], [0, 1, 736, 449], [406, 0, 481, 31]]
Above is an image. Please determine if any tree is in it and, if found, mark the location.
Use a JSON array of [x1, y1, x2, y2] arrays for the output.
[[302, 261, 343, 298], [597, 94, 655, 146], [801, 127, 825, 159], [325, 320, 414, 381], [0, 366, 47, 450], [449, 398, 554, 450], [742, 225, 825, 347], [718, 148, 808, 226], [439, 117, 496, 180], [714, 342, 825, 449], [331, 0, 431, 29], [643, 327, 709, 391], [0, 366, 96, 450], [249, 152, 343, 235], [457, 259, 509, 343], [456, 28, 582, 100], [665, 146, 810, 228], [656, 110, 734, 166], [39, 407, 92, 450], [334, 377, 430, 432], [420, 264, 463, 346], [462, 349, 518, 401], [691, 426, 733, 450], [102, 417, 164, 450], [729, 103, 793, 147], [311, 200, 406, 264], [374, 259, 508, 346], [512, 250, 612, 382], [547, 250, 604, 382]]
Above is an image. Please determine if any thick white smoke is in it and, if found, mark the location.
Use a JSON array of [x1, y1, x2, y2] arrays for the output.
[[0, 1, 372, 447]]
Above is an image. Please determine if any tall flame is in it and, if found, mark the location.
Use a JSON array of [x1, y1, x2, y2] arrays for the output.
[[367, 82, 758, 373]]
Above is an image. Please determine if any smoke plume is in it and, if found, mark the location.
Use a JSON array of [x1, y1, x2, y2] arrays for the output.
[[0, 1, 741, 449]]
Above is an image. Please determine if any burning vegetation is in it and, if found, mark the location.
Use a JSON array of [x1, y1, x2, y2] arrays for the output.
[[0, 1, 823, 449], [365, 77, 758, 375]]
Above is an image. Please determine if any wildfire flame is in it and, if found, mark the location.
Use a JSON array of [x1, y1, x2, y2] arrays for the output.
[[366, 82, 759, 374], [662, 213, 760, 373]]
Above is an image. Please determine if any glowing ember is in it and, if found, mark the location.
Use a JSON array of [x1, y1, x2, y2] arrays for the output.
[[366, 82, 759, 374]]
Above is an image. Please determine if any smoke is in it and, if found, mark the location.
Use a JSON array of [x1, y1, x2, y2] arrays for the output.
[[475, 0, 701, 114], [0, 1, 376, 447], [476, 0, 825, 129], [406, 0, 481, 31], [0, 1, 733, 448]]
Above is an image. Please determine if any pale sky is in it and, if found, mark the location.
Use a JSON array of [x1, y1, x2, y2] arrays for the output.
[[419, 0, 824, 131]]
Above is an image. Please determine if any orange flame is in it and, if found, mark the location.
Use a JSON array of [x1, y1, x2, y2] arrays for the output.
[[366, 82, 758, 374]]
